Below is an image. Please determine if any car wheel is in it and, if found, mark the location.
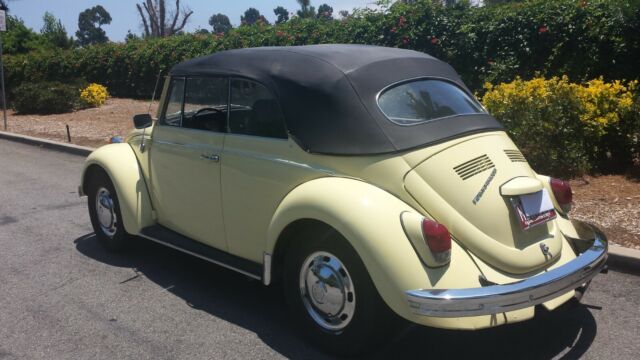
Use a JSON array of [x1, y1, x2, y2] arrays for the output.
[[86, 168, 130, 251], [283, 228, 403, 356]]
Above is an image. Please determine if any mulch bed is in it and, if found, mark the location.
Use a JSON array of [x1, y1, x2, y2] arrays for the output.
[[3, 99, 638, 248], [570, 175, 640, 249], [2, 98, 157, 148]]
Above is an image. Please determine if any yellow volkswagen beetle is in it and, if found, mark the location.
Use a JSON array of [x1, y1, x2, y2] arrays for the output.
[[79, 45, 607, 355]]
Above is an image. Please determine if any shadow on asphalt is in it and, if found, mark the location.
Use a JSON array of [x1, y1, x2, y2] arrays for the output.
[[74, 233, 599, 360]]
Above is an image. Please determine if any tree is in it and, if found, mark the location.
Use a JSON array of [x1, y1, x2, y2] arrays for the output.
[[41, 12, 74, 49], [76, 5, 112, 46], [338, 10, 350, 19], [208, 13, 232, 34], [296, 0, 316, 19], [317, 4, 333, 20], [241, 7, 269, 26], [136, 0, 193, 37], [0, 0, 8, 11], [1, 16, 40, 54], [273, 6, 289, 24], [125, 30, 140, 42]]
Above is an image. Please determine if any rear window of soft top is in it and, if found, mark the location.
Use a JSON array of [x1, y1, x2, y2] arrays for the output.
[[377, 79, 486, 125]]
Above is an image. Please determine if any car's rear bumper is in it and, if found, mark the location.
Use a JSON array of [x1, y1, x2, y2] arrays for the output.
[[406, 226, 607, 317]]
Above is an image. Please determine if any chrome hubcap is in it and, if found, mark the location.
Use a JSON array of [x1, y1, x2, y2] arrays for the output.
[[95, 187, 117, 237], [299, 251, 356, 331]]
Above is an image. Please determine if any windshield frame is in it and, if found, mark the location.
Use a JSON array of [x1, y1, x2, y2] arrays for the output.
[[375, 76, 487, 127]]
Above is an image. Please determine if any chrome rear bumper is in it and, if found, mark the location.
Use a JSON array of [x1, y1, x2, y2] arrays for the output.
[[406, 228, 607, 317]]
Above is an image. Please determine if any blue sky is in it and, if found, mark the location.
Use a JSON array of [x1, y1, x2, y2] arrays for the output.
[[6, 0, 379, 41]]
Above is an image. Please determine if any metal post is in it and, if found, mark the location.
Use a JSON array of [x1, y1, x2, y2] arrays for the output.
[[0, 34, 6, 131]]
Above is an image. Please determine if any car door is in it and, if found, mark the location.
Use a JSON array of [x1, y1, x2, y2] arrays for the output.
[[149, 76, 229, 251], [221, 78, 320, 262]]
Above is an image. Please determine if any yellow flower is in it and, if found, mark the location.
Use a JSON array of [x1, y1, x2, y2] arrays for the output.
[[80, 83, 109, 108], [481, 76, 637, 137]]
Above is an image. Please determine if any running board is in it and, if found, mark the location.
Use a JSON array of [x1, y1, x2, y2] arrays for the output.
[[139, 225, 262, 281]]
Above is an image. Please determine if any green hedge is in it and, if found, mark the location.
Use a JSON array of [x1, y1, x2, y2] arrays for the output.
[[13, 81, 80, 114], [4, 0, 640, 99]]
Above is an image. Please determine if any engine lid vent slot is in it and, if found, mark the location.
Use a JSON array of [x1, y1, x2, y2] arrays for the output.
[[454, 154, 495, 180], [505, 149, 527, 163]]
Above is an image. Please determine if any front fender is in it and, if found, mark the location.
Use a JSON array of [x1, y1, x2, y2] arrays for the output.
[[80, 143, 154, 234], [266, 177, 482, 322]]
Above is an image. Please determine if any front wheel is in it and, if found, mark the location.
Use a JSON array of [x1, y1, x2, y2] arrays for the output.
[[283, 229, 403, 356], [86, 168, 130, 251]]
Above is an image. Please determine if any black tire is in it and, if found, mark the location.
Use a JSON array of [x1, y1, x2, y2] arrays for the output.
[[283, 228, 403, 357], [86, 168, 130, 251]]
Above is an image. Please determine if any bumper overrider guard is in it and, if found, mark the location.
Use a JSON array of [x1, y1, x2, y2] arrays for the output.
[[406, 227, 608, 317]]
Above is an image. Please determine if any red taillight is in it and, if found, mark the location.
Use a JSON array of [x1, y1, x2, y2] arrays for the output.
[[421, 218, 451, 264], [550, 178, 572, 212]]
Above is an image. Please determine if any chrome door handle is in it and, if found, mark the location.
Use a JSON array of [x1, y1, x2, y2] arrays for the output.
[[200, 153, 220, 162]]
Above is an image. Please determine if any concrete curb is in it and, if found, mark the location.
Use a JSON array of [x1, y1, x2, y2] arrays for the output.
[[607, 245, 640, 273], [0, 130, 95, 156]]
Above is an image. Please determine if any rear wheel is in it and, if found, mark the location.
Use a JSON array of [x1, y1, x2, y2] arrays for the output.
[[283, 228, 402, 356], [86, 168, 130, 251]]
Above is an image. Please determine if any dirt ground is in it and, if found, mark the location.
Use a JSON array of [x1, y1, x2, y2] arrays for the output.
[[1, 99, 638, 248], [570, 175, 640, 250], [1, 98, 158, 148]]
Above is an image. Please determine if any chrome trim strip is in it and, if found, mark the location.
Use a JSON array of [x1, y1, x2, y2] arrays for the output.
[[263, 252, 272, 286], [406, 228, 608, 317], [138, 233, 261, 280], [222, 148, 335, 175], [151, 139, 221, 151]]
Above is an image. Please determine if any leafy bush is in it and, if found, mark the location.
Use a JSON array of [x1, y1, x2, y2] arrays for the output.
[[4, 0, 639, 98], [79, 83, 109, 108], [482, 77, 640, 176], [12, 81, 79, 114]]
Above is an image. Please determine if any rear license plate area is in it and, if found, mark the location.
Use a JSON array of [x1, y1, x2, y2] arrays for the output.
[[510, 189, 556, 230]]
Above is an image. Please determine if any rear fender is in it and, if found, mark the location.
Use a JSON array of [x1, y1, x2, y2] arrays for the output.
[[266, 177, 481, 321], [80, 143, 154, 234]]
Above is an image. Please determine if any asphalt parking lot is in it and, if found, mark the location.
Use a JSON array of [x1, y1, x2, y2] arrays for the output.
[[0, 138, 639, 359]]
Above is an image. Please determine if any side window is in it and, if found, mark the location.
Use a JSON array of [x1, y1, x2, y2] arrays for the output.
[[181, 77, 229, 132], [161, 77, 185, 127], [229, 79, 287, 139]]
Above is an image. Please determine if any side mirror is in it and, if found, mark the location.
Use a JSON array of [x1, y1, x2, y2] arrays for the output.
[[133, 114, 153, 129]]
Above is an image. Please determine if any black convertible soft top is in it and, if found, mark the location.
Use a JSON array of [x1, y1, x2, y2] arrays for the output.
[[171, 44, 502, 155]]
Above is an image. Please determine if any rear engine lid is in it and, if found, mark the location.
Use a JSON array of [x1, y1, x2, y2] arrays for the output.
[[403, 133, 563, 274]]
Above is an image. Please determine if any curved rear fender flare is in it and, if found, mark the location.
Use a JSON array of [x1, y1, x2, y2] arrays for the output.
[[266, 177, 432, 320], [81, 143, 154, 234]]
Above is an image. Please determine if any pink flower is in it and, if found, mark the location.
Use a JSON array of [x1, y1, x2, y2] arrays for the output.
[[402, 36, 409, 45], [430, 37, 439, 45], [398, 16, 406, 27], [538, 25, 548, 34], [276, 31, 285, 37], [390, 27, 397, 33]]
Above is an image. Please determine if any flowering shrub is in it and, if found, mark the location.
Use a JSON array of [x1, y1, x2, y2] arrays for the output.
[[482, 77, 640, 176], [79, 83, 109, 108], [576, 78, 637, 133], [4, 0, 639, 99]]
